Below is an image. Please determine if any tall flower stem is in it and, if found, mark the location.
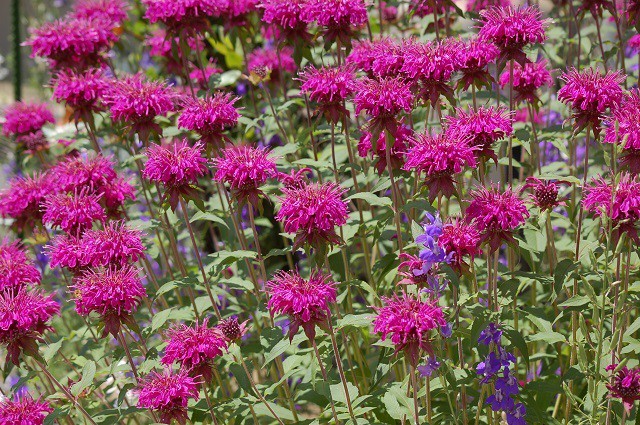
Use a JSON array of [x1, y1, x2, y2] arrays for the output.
[[246, 203, 268, 284], [179, 196, 222, 319], [238, 355, 286, 425], [507, 59, 515, 187], [327, 320, 357, 422], [311, 339, 340, 425], [409, 364, 421, 425], [34, 359, 99, 425], [117, 329, 140, 383], [384, 129, 404, 253], [203, 387, 220, 425]]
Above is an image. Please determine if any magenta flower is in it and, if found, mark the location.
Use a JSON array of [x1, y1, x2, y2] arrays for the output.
[[0, 394, 52, 425], [146, 29, 205, 75], [604, 90, 640, 173], [0, 242, 41, 291], [137, 369, 200, 425], [583, 173, 640, 242], [247, 45, 297, 83], [178, 93, 240, 149], [354, 76, 414, 135], [477, 6, 548, 64], [52, 67, 110, 122], [466, 185, 529, 252], [558, 67, 625, 138], [373, 292, 447, 366], [142, 0, 228, 32], [213, 145, 278, 207], [522, 177, 568, 211], [162, 319, 228, 382], [629, 34, 640, 53], [299, 65, 356, 123], [276, 181, 349, 250], [2, 101, 55, 138], [0, 288, 59, 365], [25, 17, 116, 70], [347, 38, 404, 78], [71, 0, 129, 26], [438, 219, 482, 274], [301, 0, 368, 45], [48, 234, 88, 273], [606, 364, 640, 413], [73, 265, 146, 336], [499, 59, 552, 105], [358, 124, 413, 175], [43, 190, 106, 235], [410, 0, 455, 18], [267, 269, 337, 341], [82, 221, 146, 268], [404, 133, 477, 202], [457, 37, 500, 91], [467, 0, 511, 12], [104, 74, 178, 139], [259, 0, 310, 41], [143, 139, 208, 210], [400, 38, 460, 105], [188, 61, 222, 89], [0, 172, 55, 232], [444, 106, 512, 163], [217, 317, 250, 342], [224, 0, 260, 28]]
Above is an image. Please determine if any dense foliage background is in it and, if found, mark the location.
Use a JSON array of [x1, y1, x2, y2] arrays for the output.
[[1, 0, 639, 424]]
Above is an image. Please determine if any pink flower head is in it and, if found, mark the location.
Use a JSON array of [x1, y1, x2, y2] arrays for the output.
[[629, 0, 640, 25], [43, 189, 106, 235], [276, 181, 349, 250], [373, 292, 447, 366], [50, 154, 134, 216], [444, 106, 513, 163], [576, 0, 615, 18], [558, 67, 625, 138], [347, 38, 404, 78], [606, 364, 640, 413], [104, 74, 178, 139], [477, 6, 548, 64], [380, 1, 398, 21], [73, 265, 146, 336], [17, 131, 49, 153], [259, 0, 310, 41], [146, 29, 205, 75], [358, 124, 413, 175], [354, 76, 414, 135], [162, 319, 228, 381], [143, 139, 208, 210], [583, 173, 640, 242], [499, 59, 552, 105], [267, 269, 337, 341], [82, 221, 146, 268], [217, 316, 250, 342], [410, 0, 455, 18], [629, 34, 640, 53], [213, 145, 278, 207], [142, 0, 229, 33], [224, 0, 260, 28], [404, 132, 477, 202], [0, 394, 52, 425], [188, 60, 222, 89], [71, 0, 129, 26], [2, 101, 55, 138], [397, 253, 433, 286], [0, 288, 59, 366], [52, 67, 110, 121], [467, 0, 511, 12], [178, 93, 240, 149], [604, 89, 640, 150], [247, 45, 297, 83], [48, 234, 88, 273], [301, 0, 368, 45], [401, 39, 460, 106], [137, 368, 200, 425], [25, 17, 116, 70], [0, 242, 41, 291], [438, 219, 482, 274], [457, 37, 500, 91], [466, 185, 529, 252], [522, 177, 568, 211], [299, 64, 356, 123], [0, 172, 56, 231]]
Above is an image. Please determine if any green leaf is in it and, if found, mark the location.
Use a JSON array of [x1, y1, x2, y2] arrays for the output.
[[336, 314, 371, 331], [189, 210, 229, 230], [347, 192, 392, 207], [205, 250, 258, 277], [70, 360, 96, 397], [559, 295, 590, 308], [42, 339, 64, 364], [330, 382, 360, 407]]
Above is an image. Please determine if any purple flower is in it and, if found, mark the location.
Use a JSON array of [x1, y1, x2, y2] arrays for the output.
[[506, 403, 527, 425], [495, 370, 519, 397], [476, 352, 503, 383], [417, 356, 441, 377], [478, 322, 503, 345], [486, 388, 515, 412]]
